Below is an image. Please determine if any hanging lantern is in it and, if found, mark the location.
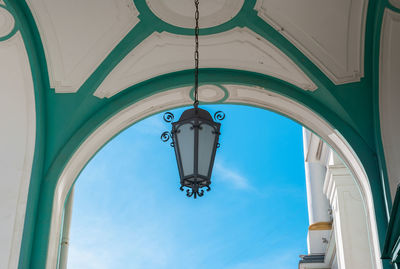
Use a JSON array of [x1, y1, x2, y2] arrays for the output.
[[161, 0, 224, 198], [162, 109, 224, 198]]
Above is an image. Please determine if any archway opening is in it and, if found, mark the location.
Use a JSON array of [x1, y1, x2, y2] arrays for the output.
[[46, 84, 383, 269], [66, 104, 308, 268], [59, 103, 379, 269]]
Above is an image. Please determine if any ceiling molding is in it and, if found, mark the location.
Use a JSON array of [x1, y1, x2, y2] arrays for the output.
[[94, 27, 317, 98], [26, 0, 140, 92], [379, 9, 400, 201], [254, 0, 368, 85]]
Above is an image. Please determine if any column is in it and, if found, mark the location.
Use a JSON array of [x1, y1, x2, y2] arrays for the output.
[[324, 162, 374, 269], [58, 187, 75, 269], [303, 128, 332, 255]]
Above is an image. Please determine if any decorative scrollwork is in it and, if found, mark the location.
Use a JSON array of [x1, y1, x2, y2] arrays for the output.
[[187, 189, 204, 198], [163, 112, 174, 123], [161, 131, 171, 142], [180, 184, 211, 199], [214, 111, 225, 121]]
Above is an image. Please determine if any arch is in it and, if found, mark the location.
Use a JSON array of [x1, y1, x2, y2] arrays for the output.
[[1, 0, 392, 267], [43, 84, 383, 268]]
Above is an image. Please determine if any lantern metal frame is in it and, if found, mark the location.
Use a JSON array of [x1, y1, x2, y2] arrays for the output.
[[162, 110, 224, 198]]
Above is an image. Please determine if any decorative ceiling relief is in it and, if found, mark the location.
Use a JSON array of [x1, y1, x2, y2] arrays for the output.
[[379, 9, 400, 200], [0, 5, 16, 41], [254, 0, 368, 85], [146, 0, 244, 29], [94, 27, 316, 98], [27, 0, 140, 92], [191, 85, 228, 103]]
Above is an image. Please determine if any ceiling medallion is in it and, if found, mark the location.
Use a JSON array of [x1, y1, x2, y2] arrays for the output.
[[192, 85, 227, 103]]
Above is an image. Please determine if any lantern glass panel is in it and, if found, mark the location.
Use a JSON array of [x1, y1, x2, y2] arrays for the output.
[[198, 123, 217, 177], [175, 122, 194, 176]]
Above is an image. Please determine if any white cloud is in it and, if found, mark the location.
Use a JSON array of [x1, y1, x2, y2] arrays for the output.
[[214, 162, 253, 190]]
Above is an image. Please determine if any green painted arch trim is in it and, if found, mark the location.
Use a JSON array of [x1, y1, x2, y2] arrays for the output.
[[29, 68, 389, 268]]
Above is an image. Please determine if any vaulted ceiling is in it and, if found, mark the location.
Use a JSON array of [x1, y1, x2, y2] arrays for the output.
[[24, 0, 368, 95], [1, 1, 400, 268]]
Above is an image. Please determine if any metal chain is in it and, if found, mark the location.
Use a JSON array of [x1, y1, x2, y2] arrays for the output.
[[194, 0, 200, 110]]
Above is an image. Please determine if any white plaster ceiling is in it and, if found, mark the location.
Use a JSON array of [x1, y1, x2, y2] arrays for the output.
[[0, 32, 36, 269], [94, 27, 316, 98], [26, 0, 140, 92], [255, 0, 368, 85], [146, 0, 244, 28], [23, 0, 370, 94], [379, 9, 400, 200]]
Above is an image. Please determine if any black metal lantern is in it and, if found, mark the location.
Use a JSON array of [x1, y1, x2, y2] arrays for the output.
[[160, 0, 224, 198], [162, 109, 224, 198]]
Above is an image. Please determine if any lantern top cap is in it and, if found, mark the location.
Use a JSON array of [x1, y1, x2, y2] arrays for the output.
[[179, 108, 214, 122]]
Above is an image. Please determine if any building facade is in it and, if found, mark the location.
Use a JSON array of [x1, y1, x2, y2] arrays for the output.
[[300, 128, 379, 269]]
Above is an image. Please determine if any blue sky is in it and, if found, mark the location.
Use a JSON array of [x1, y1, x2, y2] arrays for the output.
[[67, 104, 308, 269]]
